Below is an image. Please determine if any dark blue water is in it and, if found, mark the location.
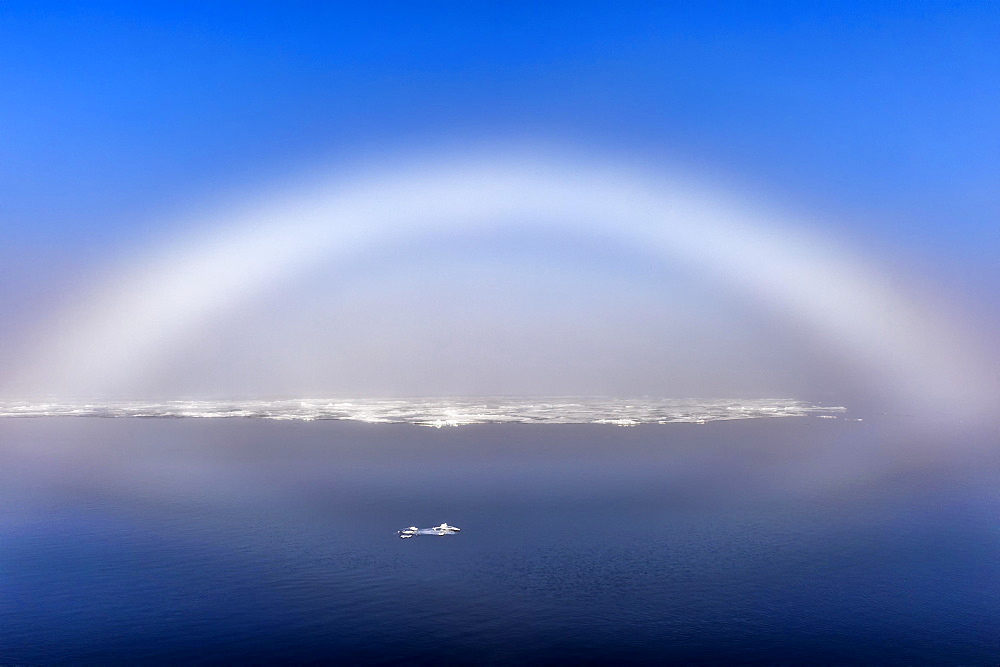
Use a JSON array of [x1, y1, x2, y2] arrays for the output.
[[2, 417, 997, 664]]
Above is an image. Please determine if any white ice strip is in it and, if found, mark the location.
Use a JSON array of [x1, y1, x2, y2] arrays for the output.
[[0, 397, 845, 424]]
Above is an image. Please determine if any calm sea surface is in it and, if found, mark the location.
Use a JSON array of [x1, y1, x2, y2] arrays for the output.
[[1, 416, 997, 664]]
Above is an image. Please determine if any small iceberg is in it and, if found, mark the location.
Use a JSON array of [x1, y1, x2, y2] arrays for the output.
[[398, 523, 461, 538]]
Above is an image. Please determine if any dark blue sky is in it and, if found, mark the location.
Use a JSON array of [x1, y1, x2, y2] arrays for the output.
[[4, 2, 996, 253]]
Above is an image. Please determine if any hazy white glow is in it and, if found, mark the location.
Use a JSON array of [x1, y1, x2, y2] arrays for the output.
[[12, 146, 995, 414]]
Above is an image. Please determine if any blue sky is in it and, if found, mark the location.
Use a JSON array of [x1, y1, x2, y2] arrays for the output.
[[1, 1, 997, 402]]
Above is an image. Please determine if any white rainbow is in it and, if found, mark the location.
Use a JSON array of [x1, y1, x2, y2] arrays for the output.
[[14, 146, 995, 415]]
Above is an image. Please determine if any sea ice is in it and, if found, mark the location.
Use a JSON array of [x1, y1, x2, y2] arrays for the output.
[[398, 523, 461, 538]]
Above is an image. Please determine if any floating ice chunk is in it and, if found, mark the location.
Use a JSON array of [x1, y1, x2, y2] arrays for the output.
[[398, 523, 461, 538]]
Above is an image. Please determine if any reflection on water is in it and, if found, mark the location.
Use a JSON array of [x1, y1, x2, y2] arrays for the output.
[[1, 417, 997, 664]]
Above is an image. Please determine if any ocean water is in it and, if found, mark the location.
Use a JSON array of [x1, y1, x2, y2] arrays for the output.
[[1, 413, 997, 664]]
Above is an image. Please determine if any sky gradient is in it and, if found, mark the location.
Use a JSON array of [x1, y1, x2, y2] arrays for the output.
[[2, 2, 997, 413]]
